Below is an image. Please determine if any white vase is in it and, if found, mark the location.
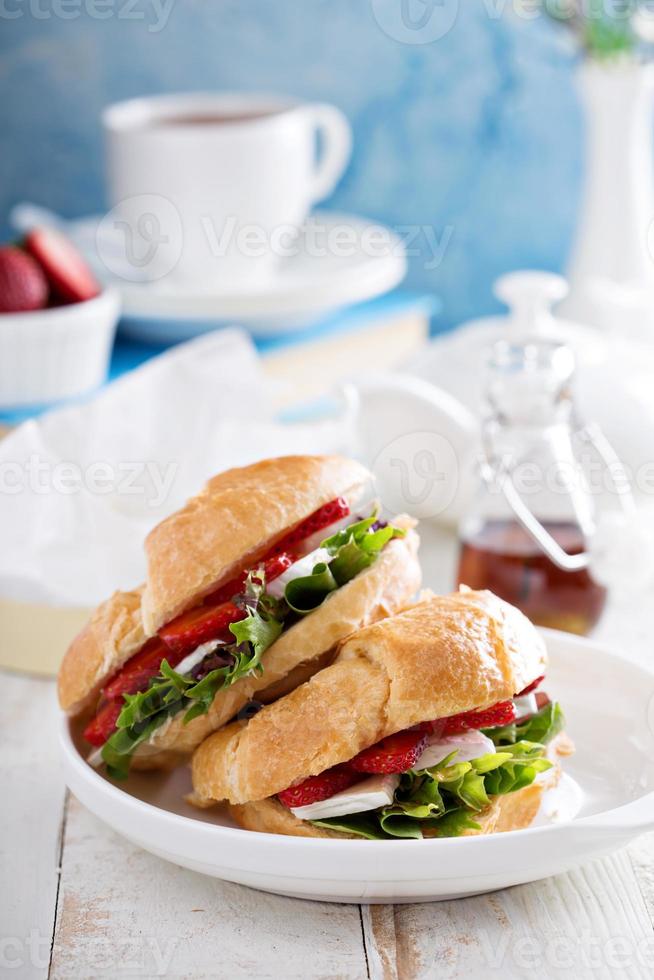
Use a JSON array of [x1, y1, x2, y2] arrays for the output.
[[561, 61, 654, 330]]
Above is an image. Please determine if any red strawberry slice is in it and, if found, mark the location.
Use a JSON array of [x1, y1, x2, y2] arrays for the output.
[[102, 637, 174, 701], [202, 552, 294, 607], [414, 718, 446, 738], [516, 675, 545, 697], [268, 497, 350, 555], [0, 246, 48, 312], [159, 599, 243, 656], [278, 766, 359, 808], [85, 552, 294, 747], [25, 227, 100, 303], [350, 730, 428, 774], [83, 700, 123, 747], [442, 700, 516, 735]]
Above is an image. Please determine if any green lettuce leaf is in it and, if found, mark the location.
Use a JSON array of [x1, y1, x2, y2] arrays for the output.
[[310, 812, 389, 840], [378, 809, 426, 839], [323, 513, 405, 586], [229, 605, 283, 659], [484, 701, 564, 747], [284, 562, 339, 614], [311, 727, 555, 840], [283, 511, 405, 615], [101, 604, 283, 779], [423, 810, 482, 838]]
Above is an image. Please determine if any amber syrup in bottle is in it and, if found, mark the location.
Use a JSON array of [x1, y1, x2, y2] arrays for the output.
[[457, 518, 607, 635]]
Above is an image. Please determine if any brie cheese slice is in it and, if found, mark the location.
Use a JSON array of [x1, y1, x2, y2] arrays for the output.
[[266, 547, 333, 598], [513, 692, 538, 719], [86, 746, 104, 768], [175, 639, 224, 676], [416, 730, 496, 770], [290, 774, 400, 821]]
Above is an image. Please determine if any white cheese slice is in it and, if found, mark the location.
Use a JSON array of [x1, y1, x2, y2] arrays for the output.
[[86, 746, 104, 768], [416, 730, 496, 770], [175, 639, 224, 676], [266, 547, 333, 598], [513, 692, 538, 719], [290, 774, 400, 821]]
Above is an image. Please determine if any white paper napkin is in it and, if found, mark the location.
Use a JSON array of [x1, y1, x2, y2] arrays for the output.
[[0, 328, 352, 607]]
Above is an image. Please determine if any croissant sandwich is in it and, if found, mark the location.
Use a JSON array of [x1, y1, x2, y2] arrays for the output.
[[58, 455, 421, 777], [191, 589, 571, 839]]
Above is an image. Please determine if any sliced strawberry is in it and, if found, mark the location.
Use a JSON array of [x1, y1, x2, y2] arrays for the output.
[[258, 552, 296, 584], [101, 637, 173, 701], [278, 766, 359, 808], [159, 599, 243, 656], [516, 675, 545, 697], [0, 246, 48, 312], [25, 227, 100, 303], [350, 730, 428, 774], [202, 552, 294, 607], [83, 700, 123, 747], [268, 497, 350, 555], [442, 700, 516, 735], [414, 718, 446, 737]]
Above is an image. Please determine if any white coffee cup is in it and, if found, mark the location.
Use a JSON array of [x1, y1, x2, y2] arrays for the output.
[[102, 93, 352, 288]]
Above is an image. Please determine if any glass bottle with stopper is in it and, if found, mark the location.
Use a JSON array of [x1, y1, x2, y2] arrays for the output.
[[456, 292, 633, 635]]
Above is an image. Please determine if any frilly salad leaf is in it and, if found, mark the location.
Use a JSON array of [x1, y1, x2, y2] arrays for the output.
[[101, 602, 282, 780], [284, 511, 405, 615], [311, 708, 564, 840]]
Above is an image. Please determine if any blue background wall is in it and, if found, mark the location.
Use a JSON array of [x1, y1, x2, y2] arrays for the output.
[[0, 0, 581, 329]]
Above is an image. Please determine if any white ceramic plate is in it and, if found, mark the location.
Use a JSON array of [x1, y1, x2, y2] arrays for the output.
[[60, 630, 654, 904]]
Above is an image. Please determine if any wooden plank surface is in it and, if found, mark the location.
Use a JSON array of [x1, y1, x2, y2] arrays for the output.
[[49, 796, 369, 980], [362, 850, 654, 979], [3, 524, 654, 979], [1, 673, 66, 980]]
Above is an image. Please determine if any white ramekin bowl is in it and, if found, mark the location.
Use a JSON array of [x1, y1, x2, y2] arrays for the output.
[[0, 287, 120, 408]]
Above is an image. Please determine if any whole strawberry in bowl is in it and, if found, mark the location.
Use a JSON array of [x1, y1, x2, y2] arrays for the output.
[[0, 227, 119, 408], [24, 227, 101, 305], [0, 247, 49, 313]]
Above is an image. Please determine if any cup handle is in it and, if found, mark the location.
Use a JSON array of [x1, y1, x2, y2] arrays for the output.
[[305, 104, 352, 203]]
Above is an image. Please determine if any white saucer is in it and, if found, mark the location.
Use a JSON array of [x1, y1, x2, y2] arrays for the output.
[[59, 630, 654, 903], [68, 210, 406, 342]]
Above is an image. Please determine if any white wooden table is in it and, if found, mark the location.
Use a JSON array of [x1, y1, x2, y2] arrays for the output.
[[3, 524, 654, 980]]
